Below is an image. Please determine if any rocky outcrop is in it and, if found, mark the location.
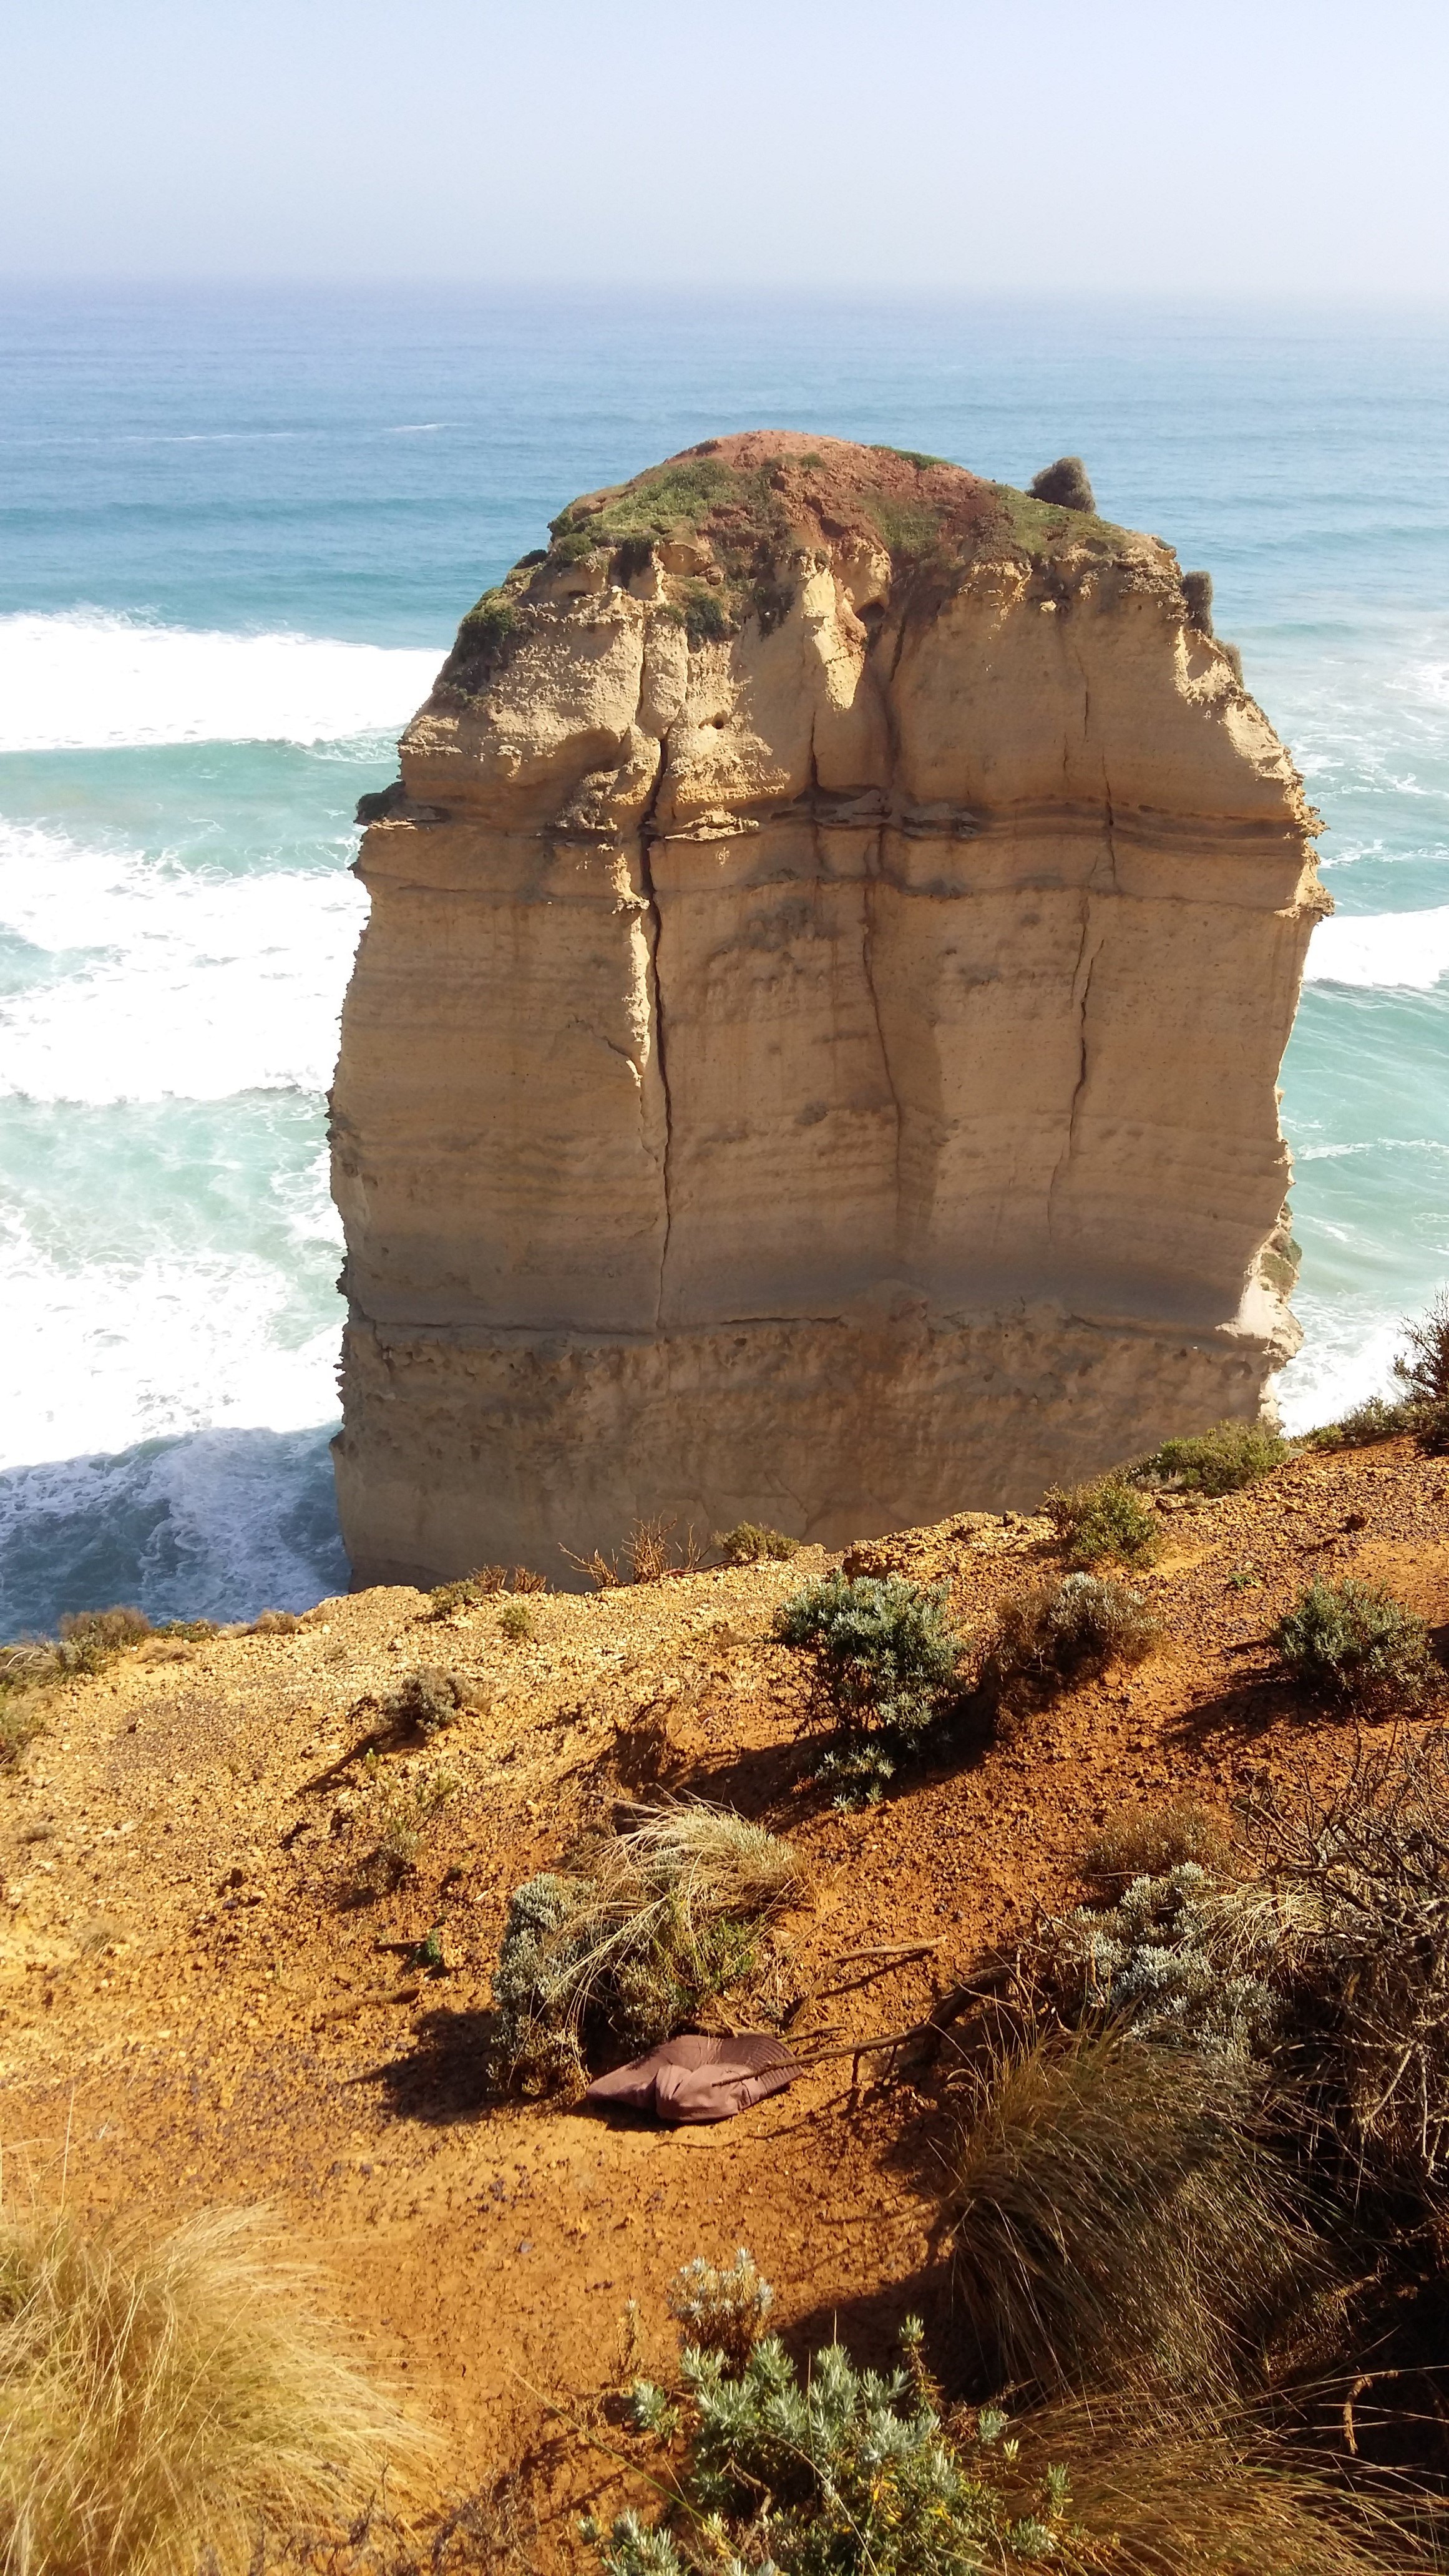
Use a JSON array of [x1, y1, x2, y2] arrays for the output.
[[329, 432, 1326, 1588]]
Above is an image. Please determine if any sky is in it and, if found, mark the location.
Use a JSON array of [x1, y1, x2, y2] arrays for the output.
[[3, 0, 1448, 295]]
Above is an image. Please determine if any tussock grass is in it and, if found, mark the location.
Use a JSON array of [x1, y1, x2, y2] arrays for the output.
[[1083, 1797, 1236, 1889], [712, 1522, 799, 1565], [947, 2029, 1307, 2398], [0, 2205, 427, 2576], [492, 1804, 807, 2095]]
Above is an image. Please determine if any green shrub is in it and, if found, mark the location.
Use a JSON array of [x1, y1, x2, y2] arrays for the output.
[[1393, 1286, 1449, 1450], [1272, 1576, 1438, 1712], [680, 584, 729, 646], [429, 1566, 509, 1614], [452, 591, 515, 663], [497, 1601, 535, 1642], [1044, 1475, 1158, 1568], [588, 2298, 1073, 2575], [773, 1572, 965, 1799], [1183, 568, 1215, 633], [1308, 1395, 1413, 1451], [382, 1665, 462, 1740], [666, 2248, 773, 2374], [357, 1767, 457, 1891], [713, 1522, 799, 1566], [490, 1805, 805, 2095], [1028, 455, 1095, 512], [1148, 1420, 1286, 1495], [982, 1573, 1160, 1711], [1030, 1865, 1278, 2061]]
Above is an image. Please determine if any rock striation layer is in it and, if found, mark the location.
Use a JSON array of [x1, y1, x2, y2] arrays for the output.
[[330, 432, 1327, 1587]]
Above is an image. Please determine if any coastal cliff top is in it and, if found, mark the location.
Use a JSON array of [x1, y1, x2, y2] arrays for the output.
[[2, 1433, 1446, 2557], [441, 429, 1162, 696]]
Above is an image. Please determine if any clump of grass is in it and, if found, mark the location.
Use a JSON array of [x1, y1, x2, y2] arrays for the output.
[[358, 1765, 457, 1891], [666, 2248, 773, 2374], [982, 1572, 1161, 1713], [428, 1566, 509, 1614], [0, 2203, 426, 2576], [947, 2029, 1304, 2398], [774, 1571, 965, 1801], [1183, 567, 1215, 633], [497, 1601, 535, 1643], [1145, 1420, 1286, 1495], [713, 1522, 799, 1565], [1044, 1474, 1158, 1568], [589, 2290, 1076, 2576], [1083, 1797, 1236, 1889], [1272, 1576, 1439, 1713], [56, 1608, 152, 1674], [490, 1803, 806, 2095], [0, 1684, 46, 1770], [248, 1609, 302, 1636]]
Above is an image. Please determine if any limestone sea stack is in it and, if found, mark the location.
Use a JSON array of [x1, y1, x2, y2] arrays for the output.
[[330, 433, 1327, 1588]]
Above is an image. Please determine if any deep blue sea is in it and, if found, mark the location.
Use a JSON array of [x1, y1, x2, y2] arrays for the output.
[[2, 288, 1447, 1634]]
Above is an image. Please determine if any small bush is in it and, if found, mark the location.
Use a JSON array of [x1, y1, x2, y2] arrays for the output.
[[359, 1769, 457, 1890], [947, 2028, 1304, 2397], [1221, 640, 1246, 686], [666, 2249, 773, 2374], [1029, 1865, 1279, 2061], [1246, 1726, 1449, 2180], [627, 1518, 704, 1583], [382, 1665, 462, 1740], [1083, 1797, 1235, 1888], [248, 1608, 301, 1636], [1393, 1286, 1449, 1450], [1147, 1419, 1286, 1495], [490, 1804, 805, 2095], [982, 1572, 1160, 1710], [1272, 1576, 1438, 1712], [680, 585, 729, 646], [429, 1566, 509, 1614], [713, 1522, 799, 1565], [589, 2300, 1074, 2575], [1183, 568, 1215, 633], [57, 1607, 152, 1675], [0, 2204, 424, 2576], [1308, 1395, 1413, 1451], [1044, 1474, 1158, 1568], [497, 1601, 535, 1643], [774, 1571, 964, 1760], [1028, 455, 1096, 512]]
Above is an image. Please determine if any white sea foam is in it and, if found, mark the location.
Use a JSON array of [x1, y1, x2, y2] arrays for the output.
[[0, 1206, 341, 1471], [1302, 905, 1449, 992], [1274, 1298, 1408, 1435], [0, 819, 367, 1102], [0, 610, 441, 752]]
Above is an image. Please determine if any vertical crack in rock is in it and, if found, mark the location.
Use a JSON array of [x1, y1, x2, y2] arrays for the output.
[[861, 851, 902, 1254], [1047, 892, 1101, 1242], [637, 736, 674, 1330]]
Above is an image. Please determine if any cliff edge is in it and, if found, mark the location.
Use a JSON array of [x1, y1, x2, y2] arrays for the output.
[[330, 432, 1325, 1587]]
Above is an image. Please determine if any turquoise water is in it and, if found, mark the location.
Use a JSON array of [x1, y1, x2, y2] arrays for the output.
[[2, 290, 1447, 1631]]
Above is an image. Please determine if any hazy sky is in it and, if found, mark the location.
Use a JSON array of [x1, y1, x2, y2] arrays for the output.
[[5, 0, 1447, 295]]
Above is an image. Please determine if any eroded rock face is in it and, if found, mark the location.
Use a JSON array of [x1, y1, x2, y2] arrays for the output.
[[330, 432, 1325, 1586]]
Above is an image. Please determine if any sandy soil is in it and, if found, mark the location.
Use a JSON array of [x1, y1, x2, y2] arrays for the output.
[[3, 1438, 1447, 2559]]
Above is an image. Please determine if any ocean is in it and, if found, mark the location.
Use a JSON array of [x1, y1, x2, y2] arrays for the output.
[[2, 288, 1446, 1634]]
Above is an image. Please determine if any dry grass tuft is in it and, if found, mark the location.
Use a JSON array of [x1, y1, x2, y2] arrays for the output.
[[0, 2204, 429, 2576], [947, 2028, 1307, 2398], [1000, 2400, 1437, 2575], [492, 1803, 807, 2094], [1083, 1797, 1237, 1890], [1043, 1475, 1158, 1569]]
